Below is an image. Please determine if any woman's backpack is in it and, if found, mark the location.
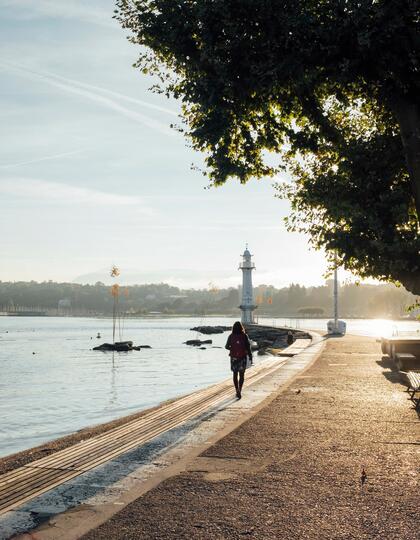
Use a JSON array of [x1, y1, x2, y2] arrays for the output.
[[230, 334, 247, 358]]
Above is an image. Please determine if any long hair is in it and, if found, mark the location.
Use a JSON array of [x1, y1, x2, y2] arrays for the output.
[[232, 321, 245, 335]]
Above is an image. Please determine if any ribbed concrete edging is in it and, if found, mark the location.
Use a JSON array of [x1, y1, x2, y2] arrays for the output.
[[3, 332, 325, 540]]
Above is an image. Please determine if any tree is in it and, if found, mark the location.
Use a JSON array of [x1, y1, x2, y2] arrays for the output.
[[115, 0, 420, 293]]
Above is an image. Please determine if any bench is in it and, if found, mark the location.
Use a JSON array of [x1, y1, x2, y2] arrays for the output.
[[406, 371, 420, 410], [381, 336, 420, 359], [395, 352, 420, 371]]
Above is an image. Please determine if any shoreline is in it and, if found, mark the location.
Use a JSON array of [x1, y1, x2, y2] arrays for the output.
[[0, 334, 322, 538], [0, 397, 180, 476], [0, 325, 303, 474]]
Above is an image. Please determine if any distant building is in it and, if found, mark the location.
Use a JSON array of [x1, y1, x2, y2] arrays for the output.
[[58, 298, 71, 315], [239, 246, 256, 324]]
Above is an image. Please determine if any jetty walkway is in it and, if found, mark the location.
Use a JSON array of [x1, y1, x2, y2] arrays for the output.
[[81, 334, 419, 540]]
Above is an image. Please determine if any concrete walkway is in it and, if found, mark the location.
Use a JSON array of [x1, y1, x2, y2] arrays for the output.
[[81, 335, 419, 540]]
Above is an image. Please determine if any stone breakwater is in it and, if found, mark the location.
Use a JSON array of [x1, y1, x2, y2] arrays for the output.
[[245, 324, 310, 354], [190, 325, 231, 334], [191, 324, 310, 354]]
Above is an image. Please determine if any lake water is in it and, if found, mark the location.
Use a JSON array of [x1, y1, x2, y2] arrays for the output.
[[1, 316, 419, 458], [0, 316, 239, 458]]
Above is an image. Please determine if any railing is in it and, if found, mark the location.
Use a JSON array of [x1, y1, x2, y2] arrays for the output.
[[392, 326, 420, 337], [258, 318, 301, 329]]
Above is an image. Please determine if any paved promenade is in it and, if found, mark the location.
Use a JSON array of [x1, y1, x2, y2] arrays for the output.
[[83, 335, 419, 540]]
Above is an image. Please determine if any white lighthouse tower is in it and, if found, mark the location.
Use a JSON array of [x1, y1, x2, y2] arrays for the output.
[[239, 245, 256, 324]]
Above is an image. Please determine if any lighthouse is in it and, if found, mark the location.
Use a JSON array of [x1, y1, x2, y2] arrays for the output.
[[239, 245, 256, 324]]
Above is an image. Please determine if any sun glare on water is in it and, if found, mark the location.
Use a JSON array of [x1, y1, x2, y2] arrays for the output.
[[362, 318, 420, 338], [367, 319, 394, 337]]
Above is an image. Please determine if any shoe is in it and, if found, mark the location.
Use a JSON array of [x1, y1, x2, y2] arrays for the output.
[[236, 391, 241, 399]]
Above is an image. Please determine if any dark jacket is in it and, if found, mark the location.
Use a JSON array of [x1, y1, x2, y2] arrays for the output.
[[225, 332, 252, 359]]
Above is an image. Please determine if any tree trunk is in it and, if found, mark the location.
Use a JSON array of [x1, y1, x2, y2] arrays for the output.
[[393, 98, 420, 221], [398, 270, 420, 297]]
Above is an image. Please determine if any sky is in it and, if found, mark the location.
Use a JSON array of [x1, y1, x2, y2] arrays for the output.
[[0, 0, 333, 289]]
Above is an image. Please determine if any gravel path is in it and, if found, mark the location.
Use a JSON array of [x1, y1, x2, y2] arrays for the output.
[[83, 335, 419, 540]]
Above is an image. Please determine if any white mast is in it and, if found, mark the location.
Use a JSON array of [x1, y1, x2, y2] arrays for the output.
[[333, 266, 338, 329], [327, 255, 346, 335], [239, 245, 256, 324]]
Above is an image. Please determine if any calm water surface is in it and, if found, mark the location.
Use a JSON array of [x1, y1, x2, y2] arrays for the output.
[[0, 316, 239, 458], [1, 316, 419, 458]]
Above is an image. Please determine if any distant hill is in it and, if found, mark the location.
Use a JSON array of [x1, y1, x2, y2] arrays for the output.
[[72, 268, 236, 289]]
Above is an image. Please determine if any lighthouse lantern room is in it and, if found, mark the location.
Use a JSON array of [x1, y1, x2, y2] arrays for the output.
[[239, 245, 257, 324]]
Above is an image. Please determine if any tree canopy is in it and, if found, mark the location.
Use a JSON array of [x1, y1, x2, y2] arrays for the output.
[[115, 0, 420, 294]]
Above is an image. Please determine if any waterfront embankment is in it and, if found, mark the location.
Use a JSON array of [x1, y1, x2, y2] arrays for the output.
[[1, 315, 418, 461], [0, 324, 302, 472], [0, 328, 318, 538], [80, 334, 419, 540]]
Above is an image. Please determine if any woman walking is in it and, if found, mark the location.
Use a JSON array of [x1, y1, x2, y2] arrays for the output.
[[225, 321, 253, 399]]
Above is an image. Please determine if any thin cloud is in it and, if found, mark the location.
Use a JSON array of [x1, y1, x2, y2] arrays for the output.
[[1, 0, 116, 29], [0, 178, 154, 211], [0, 150, 83, 170], [1, 62, 175, 137], [33, 68, 179, 117]]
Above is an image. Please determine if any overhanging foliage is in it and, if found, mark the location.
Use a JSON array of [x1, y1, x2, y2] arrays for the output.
[[115, 0, 420, 293]]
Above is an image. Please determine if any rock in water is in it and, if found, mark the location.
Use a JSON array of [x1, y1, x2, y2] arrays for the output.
[[184, 339, 213, 346], [93, 341, 134, 352], [190, 326, 230, 334]]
